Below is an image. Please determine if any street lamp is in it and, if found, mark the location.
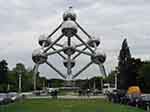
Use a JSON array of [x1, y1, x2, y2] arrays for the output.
[[115, 69, 119, 89], [17, 70, 22, 93]]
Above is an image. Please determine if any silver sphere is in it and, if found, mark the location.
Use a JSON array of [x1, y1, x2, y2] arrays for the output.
[[61, 20, 78, 37], [63, 59, 75, 68], [63, 7, 77, 21], [91, 50, 106, 64], [38, 35, 52, 47], [63, 42, 76, 55], [32, 48, 47, 64], [87, 37, 100, 47]]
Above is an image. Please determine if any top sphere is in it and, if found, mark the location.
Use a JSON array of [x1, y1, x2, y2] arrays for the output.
[[63, 7, 77, 21]]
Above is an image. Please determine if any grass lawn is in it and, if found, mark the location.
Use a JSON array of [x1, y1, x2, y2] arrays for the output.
[[0, 99, 145, 112]]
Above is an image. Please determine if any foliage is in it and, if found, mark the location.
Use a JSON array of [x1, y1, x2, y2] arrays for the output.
[[137, 61, 150, 93], [0, 60, 8, 92], [75, 76, 103, 90], [117, 39, 142, 90], [118, 38, 132, 89]]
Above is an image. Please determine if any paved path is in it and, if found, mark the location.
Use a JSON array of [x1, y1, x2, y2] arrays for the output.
[[27, 95, 106, 99]]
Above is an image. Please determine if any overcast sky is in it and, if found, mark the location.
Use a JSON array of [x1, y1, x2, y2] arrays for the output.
[[0, 0, 150, 79]]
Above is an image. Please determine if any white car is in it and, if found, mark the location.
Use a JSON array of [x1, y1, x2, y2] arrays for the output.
[[8, 92, 19, 102], [102, 83, 116, 95]]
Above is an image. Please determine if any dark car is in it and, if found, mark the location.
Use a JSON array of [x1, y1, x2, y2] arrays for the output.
[[0, 93, 6, 105], [0, 93, 11, 105]]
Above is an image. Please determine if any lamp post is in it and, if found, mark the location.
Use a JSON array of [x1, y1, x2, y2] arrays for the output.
[[18, 70, 22, 93], [101, 77, 103, 91], [115, 70, 119, 90]]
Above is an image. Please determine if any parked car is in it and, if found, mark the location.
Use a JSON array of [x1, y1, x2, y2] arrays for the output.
[[8, 92, 20, 102], [0, 93, 11, 105], [102, 83, 116, 95], [0, 93, 6, 105]]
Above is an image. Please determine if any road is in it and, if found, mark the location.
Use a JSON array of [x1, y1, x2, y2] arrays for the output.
[[27, 95, 106, 99]]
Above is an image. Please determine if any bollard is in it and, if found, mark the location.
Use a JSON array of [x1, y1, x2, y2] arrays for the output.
[[146, 102, 150, 112]]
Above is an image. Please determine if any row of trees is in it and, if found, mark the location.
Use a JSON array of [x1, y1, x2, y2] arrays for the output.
[[0, 60, 103, 92], [107, 39, 150, 93], [0, 60, 47, 92]]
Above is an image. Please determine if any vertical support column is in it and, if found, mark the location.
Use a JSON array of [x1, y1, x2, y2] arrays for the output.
[[33, 64, 39, 92], [67, 37, 72, 79], [33, 73, 36, 91]]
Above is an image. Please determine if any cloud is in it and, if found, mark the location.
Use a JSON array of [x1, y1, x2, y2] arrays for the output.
[[0, 0, 150, 79]]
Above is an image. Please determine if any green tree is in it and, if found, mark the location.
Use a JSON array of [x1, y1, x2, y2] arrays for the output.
[[106, 70, 116, 85], [0, 60, 8, 83], [118, 38, 132, 89], [0, 60, 9, 92], [137, 61, 150, 93], [118, 39, 142, 90]]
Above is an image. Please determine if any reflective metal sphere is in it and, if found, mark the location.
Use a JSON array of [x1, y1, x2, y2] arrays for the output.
[[91, 50, 106, 64], [87, 37, 100, 47], [63, 59, 75, 68], [63, 7, 77, 21], [38, 35, 52, 47], [32, 48, 47, 64], [61, 20, 78, 37], [63, 42, 76, 55]]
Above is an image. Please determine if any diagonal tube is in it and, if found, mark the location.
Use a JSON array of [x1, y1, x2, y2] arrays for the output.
[[98, 64, 107, 78], [45, 48, 64, 56], [74, 34, 95, 53], [55, 44, 64, 48], [51, 47, 66, 59], [46, 61, 66, 79], [44, 34, 64, 53], [73, 47, 87, 60], [75, 21, 92, 39], [75, 44, 84, 48], [47, 23, 62, 38], [72, 61, 93, 79], [74, 49, 93, 57]]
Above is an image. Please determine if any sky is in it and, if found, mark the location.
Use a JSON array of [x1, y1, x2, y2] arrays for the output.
[[0, 0, 150, 79]]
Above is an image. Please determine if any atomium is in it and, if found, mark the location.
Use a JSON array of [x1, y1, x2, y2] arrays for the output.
[[32, 7, 107, 90]]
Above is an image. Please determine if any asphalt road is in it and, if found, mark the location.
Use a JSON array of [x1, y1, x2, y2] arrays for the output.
[[27, 95, 106, 99]]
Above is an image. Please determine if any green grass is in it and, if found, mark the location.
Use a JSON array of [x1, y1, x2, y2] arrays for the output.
[[0, 99, 145, 112]]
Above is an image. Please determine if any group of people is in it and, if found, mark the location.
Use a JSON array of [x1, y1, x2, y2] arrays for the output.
[[50, 90, 58, 99]]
